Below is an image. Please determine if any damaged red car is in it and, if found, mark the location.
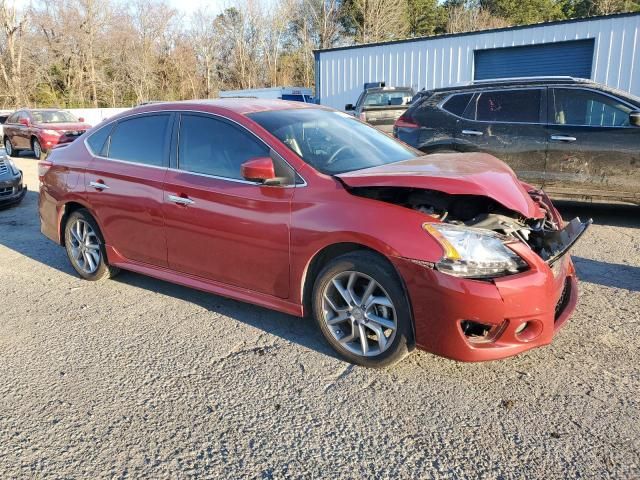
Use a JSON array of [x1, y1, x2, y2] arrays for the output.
[[38, 100, 590, 368]]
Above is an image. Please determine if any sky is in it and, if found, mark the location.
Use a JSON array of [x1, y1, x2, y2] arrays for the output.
[[167, 0, 226, 15]]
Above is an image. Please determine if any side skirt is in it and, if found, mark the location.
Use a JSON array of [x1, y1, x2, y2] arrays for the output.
[[105, 245, 303, 318]]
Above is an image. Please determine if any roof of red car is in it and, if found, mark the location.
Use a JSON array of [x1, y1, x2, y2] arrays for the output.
[[136, 98, 321, 116]]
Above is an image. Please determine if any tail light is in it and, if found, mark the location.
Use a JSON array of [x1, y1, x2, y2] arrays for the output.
[[38, 160, 53, 179], [394, 113, 419, 129]]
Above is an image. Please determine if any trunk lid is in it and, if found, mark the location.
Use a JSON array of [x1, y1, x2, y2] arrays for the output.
[[337, 152, 544, 219]]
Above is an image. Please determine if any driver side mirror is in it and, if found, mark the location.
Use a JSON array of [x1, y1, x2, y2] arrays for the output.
[[78, 117, 85, 122], [19, 118, 30, 127], [345, 104, 354, 111], [241, 156, 281, 185], [630, 111, 640, 127]]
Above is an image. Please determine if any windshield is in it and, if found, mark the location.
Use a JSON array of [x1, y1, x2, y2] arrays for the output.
[[31, 110, 78, 123], [364, 91, 413, 107], [249, 108, 421, 175]]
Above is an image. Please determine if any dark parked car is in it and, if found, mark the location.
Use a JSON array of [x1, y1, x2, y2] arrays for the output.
[[0, 152, 26, 207], [346, 86, 414, 134], [3, 109, 92, 159], [39, 99, 588, 368], [394, 77, 640, 205]]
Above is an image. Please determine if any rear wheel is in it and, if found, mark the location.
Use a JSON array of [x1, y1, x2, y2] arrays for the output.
[[312, 251, 412, 368], [64, 209, 120, 281]]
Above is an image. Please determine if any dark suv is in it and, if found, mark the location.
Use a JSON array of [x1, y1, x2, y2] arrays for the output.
[[394, 77, 640, 205]]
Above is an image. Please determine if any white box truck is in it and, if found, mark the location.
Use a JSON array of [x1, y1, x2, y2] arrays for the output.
[[218, 87, 314, 103]]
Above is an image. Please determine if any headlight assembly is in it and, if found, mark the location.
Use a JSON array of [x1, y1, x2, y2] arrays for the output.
[[6, 157, 20, 176], [423, 223, 528, 278]]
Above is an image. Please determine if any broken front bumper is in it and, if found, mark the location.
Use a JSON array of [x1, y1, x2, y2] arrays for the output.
[[391, 240, 579, 362]]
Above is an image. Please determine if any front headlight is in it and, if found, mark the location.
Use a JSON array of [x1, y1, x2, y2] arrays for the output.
[[423, 223, 527, 278], [6, 157, 20, 175], [41, 129, 62, 137]]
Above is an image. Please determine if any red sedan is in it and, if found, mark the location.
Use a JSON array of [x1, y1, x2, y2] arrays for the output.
[[38, 100, 590, 367]]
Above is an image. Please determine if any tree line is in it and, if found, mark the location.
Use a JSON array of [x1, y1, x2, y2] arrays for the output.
[[0, 0, 638, 109]]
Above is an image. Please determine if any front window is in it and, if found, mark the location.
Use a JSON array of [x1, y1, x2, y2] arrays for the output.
[[249, 108, 420, 175], [30, 110, 79, 123], [551, 88, 633, 127]]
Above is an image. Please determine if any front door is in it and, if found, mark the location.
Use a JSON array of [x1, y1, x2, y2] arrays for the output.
[[84, 113, 172, 267], [457, 88, 548, 188], [162, 113, 293, 298], [545, 87, 640, 202]]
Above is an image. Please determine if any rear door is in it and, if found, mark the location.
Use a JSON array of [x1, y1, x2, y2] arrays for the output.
[[162, 113, 294, 298], [84, 113, 172, 267], [545, 87, 640, 202], [456, 87, 548, 187]]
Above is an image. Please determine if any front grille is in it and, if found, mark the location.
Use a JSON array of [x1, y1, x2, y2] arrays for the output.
[[0, 158, 8, 175], [64, 130, 85, 137], [554, 278, 572, 321], [0, 186, 13, 197]]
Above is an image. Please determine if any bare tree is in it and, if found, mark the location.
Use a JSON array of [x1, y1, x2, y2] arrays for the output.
[[0, 0, 28, 107]]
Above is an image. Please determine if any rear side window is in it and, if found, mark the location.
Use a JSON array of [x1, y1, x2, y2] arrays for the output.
[[469, 89, 541, 123], [108, 114, 170, 166], [6, 112, 18, 124], [442, 93, 473, 116], [551, 88, 632, 127], [86, 123, 113, 156], [178, 114, 270, 180]]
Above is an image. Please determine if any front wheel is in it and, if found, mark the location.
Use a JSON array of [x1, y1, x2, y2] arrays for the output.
[[4, 137, 17, 156], [312, 251, 413, 368], [32, 138, 43, 159], [64, 209, 120, 281]]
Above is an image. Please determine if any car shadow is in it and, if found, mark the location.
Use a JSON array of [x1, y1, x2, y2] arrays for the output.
[[572, 256, 640, 292], [0, 189, 338, 361], [554, 200, 640, 228]]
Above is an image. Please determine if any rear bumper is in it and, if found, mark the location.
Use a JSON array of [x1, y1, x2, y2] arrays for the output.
[[391, 251, 577, 362]]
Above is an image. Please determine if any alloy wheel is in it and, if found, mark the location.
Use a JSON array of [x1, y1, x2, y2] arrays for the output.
[[5, 139, 12, 156], [33, 140, 41, 159], [322, 271, 397, 357], [66, 219, 101, 274]]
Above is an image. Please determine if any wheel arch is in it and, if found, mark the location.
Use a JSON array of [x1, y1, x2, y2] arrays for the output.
[[300, 242, 416, 349], [58, 201, 104, 246]]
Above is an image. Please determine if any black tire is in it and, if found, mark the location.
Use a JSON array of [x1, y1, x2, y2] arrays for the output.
[[32, 138, 43, 159], [4, 137, 19, 156], [312, 251, 413, 368], [63, 209, 120, 281]]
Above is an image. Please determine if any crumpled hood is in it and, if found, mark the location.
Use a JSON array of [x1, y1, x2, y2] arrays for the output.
[[337, 152, 544, 219]]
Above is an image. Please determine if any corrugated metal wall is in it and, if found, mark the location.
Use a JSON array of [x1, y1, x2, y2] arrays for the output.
[[315, 13, 640, 111]]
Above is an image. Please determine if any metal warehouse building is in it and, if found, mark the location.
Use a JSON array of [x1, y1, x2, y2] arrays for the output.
[[314, 12, 640, 110]]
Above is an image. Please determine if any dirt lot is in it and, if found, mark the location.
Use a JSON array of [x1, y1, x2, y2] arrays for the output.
[[1, 155, 639, 479]]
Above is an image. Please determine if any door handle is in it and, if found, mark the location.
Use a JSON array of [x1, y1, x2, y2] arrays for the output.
[[168, 194, 195, 206], [550, 135, 577, 142], [89, 181, 109, 190], [462, 129, 483, 136]]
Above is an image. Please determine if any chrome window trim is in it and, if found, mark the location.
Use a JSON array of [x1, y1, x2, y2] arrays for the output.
[[436, 86, 640, 129], [83, 108, 307, 187]]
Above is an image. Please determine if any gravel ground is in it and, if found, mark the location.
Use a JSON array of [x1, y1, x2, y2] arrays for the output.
[[1, 154, 639, 479]]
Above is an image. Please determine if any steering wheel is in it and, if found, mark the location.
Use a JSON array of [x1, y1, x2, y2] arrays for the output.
[[326, 145, 354, 166]]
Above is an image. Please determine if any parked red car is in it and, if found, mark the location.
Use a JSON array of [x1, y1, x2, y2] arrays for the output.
[[38, 100, 590, 367], [3, 109, 91, 159]]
